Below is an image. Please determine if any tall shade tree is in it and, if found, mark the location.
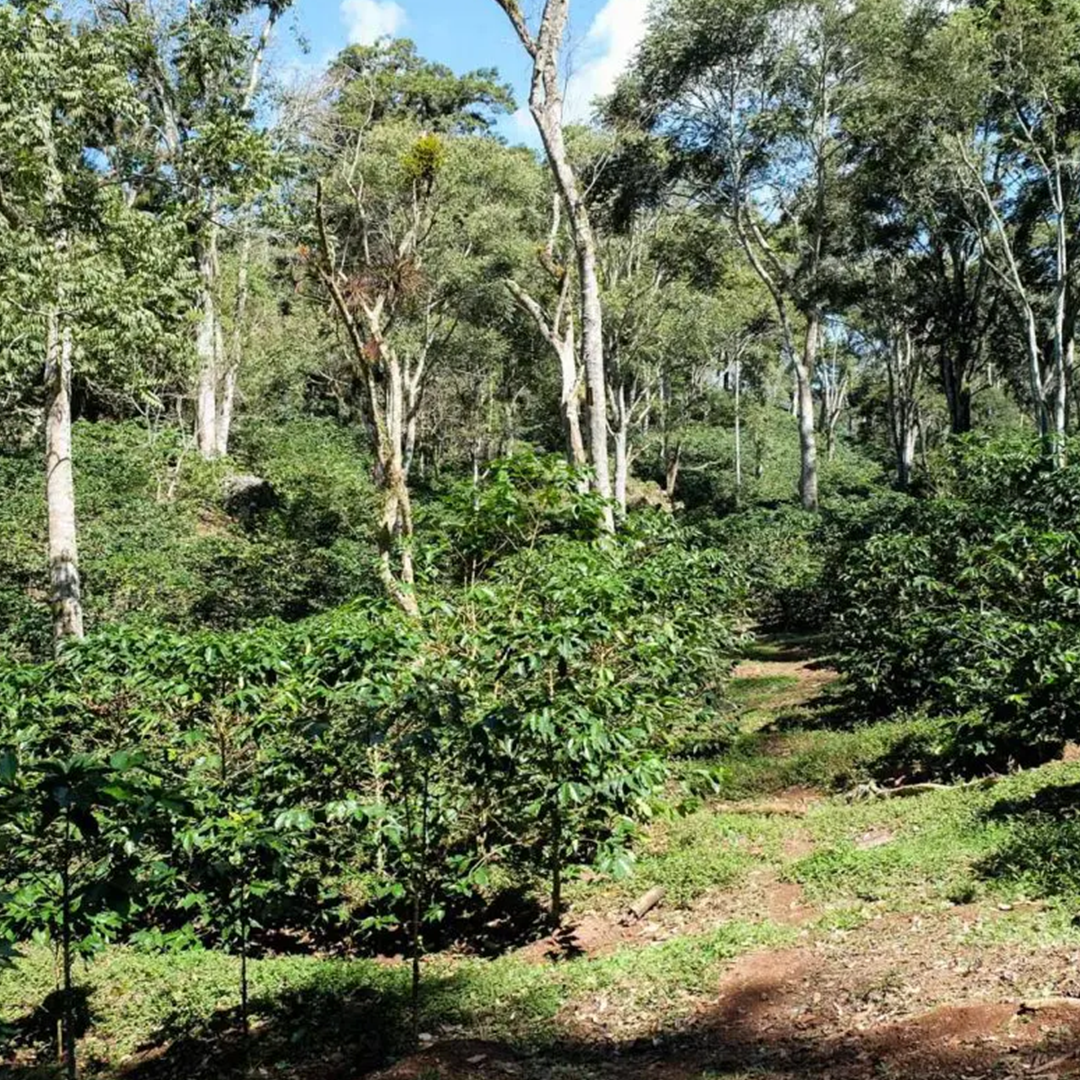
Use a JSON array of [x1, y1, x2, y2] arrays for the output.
[[599, 211, 684, 514], [843, 0, 997, 438], [627, 0, 866, 510], [306, 43, 525, 614], [95, 0, 292, 460], [934, 0, 1080, 462], [0, 2, 190, 649], [492, 0, 615, 530], [504, 192, 589, 475]]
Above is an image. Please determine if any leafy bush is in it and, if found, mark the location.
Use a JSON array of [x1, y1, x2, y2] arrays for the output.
[[0, 419, 383, 658], [826, 436, 1080, 770], [0, 461, 745, 988], [418, 450, 609, 583], [696, 506, 825, 628]]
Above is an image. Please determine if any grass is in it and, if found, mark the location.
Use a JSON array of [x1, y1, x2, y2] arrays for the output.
[[569, 807, 790, 912], [727, 675, 801, 704], [713, 714, 956, 798], [738, 635, 824, 663], [779, 760, 1080, 918], [0, 921, 794, 1077]]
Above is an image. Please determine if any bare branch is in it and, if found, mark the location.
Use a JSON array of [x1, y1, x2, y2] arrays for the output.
[[492, 0, 537, 57]]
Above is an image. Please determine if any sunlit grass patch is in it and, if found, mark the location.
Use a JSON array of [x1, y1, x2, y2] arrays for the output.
[[727, 675, 801, 704], [570, 807, 790, 911]]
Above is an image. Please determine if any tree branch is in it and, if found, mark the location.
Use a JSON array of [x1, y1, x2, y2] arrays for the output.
[[492, 0, 537, 57]]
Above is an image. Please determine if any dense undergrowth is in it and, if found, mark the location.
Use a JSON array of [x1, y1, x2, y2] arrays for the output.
[[7, 423, 1080, 1077], [0, 433, 751, 1070], [825, 435, 1080, 772]]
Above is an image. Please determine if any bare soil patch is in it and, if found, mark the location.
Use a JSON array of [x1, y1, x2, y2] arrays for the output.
[[733, 655, 840, 704], [368, 1040, 523, 1079]]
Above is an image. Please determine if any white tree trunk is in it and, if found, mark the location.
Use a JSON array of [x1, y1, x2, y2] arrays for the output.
[[1052, 184, 1069, 466], [797, 317, 820, 511], [215, 228, 251, 458], [45, 310, 84, 647], [734, 359, 743, 491], [886, 328, 922, 489], [614, 428, 629, 513], [315, 182, 420, 617], [192, 14, 277, 459], [559, 339, 587, 471], [215, 357, 237, 459], [578, 244, 612, 524], [899, 422, 918, 489], [503, 277, 587, 475], [495, 0, 614, 531], [612, 382, 629, 514], [195, 238, 219, 459]]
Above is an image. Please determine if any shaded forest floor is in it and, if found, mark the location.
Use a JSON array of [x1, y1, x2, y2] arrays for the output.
[[8, 636, 1080, 1079]]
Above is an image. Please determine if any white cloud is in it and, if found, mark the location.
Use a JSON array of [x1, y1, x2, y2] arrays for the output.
[[563, 0, 650, 123], [341, 0, 407, 46]]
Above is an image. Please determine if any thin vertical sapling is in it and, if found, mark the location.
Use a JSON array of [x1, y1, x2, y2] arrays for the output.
[[0, 745, 165, 1079]]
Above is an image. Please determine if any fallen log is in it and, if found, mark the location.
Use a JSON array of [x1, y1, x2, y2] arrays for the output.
[[1018, 997, 1080, 1014], [846, 775, 1001, 802], [627, 886, 666, 921]]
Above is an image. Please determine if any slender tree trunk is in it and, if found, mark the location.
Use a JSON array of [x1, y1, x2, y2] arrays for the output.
[[899, 423, 917, 490], [1022, 303, 1049, 440], [609, 382, 632, 514], [665, 441, 682, 499], [614, 429, 629, 514], [940, 347, 971, 435], [45, 309, 84, 649], [550, 803, 563, 930], [410, 882, 422, 1045], [315, 182, 420, 617], [1052, 199, 1069, 466], [796, 316, 820, 511], [42, 124, 84, 650], [734, 358, 743, 493], [195, 235, 219, 459], [214, 228, 251, 458], [494, 0, 614, 530], [560, 341, 587, 470], [887, 331, 920, 490], [379, 352, 419, 617], [1068, 337, 1076, 435], [239, 877, 249, 1040], [216, 361, 237, 459], [502, 279, 586, 474], [61, 818, 76, 1080], [819, 341, 847, 464], [578, 247, 612, 526], [189, 12, 278, 459]]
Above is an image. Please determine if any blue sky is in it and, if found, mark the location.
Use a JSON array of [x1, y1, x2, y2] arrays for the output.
[[279, 0, 650, 143]]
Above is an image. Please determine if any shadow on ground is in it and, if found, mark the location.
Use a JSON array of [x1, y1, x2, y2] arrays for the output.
[[976, 778, 1080, 902], [5, 952, 1079, 1080], [740, 634, 828, 666]]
